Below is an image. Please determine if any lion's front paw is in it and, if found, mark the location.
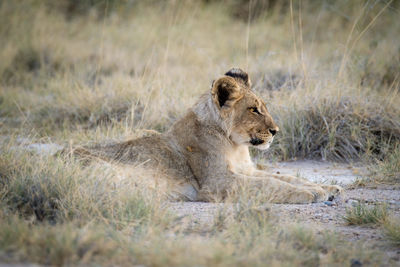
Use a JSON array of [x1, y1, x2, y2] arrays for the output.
[[285, 189, 316, 204], [321, 185, 343, 199], [307, 186, 330, 203]]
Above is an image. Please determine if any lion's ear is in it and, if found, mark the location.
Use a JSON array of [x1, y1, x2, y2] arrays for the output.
[[211, 77, 242, 109], [225, 68, 251, 87]]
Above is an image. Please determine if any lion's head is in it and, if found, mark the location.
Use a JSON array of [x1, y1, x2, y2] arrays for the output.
[[211, 68, 279, 150]]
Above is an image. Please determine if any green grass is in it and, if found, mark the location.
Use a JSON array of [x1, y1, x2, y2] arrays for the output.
[[344, 203, 388, 226]]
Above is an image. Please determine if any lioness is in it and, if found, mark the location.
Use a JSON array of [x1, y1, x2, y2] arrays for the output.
[[70, 68, 342, 203]]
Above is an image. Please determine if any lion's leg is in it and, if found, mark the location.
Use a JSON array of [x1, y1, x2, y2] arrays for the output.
[[267, 174, 343, 198], [198, 173, 329, 204], [251, 170, 314, 185], [251, 170, 343, 198], [239, 176, 329, 204]]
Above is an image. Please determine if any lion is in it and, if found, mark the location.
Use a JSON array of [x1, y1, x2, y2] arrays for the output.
[[67, 68, 342, 203]]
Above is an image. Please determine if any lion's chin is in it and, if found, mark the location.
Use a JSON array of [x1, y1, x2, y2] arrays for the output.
[[251, 138, 273, 150], [253, 142, 271, 150]]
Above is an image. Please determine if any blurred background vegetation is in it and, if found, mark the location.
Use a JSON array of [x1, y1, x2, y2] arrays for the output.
[[0, 0, 399, 164]]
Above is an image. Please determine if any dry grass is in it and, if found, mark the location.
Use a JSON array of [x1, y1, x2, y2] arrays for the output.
[[0, 0, 400, 265], [0, 143, 387, 265], [266, 85, 400, 161], [1, 0, 398, 159], [383, 217, 400, 247], [369, 142, 400, 184], [0, 143, 167, 226], [0, 213, 385, 266]]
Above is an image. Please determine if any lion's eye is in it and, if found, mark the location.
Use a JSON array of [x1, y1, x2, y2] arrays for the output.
[[249, 107, 261, 114]]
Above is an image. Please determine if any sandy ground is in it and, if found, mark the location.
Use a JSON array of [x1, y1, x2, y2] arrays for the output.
[[167, 160, 400, 262]]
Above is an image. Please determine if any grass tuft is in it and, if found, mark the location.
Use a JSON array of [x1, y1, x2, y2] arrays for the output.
[[0, 215, 124, 266], [369, 143, 400, 184], [0, 145, 165, 227], [268, 92, 400, 162], [344, 203, 388, 226], [383, 217, 400, 247]]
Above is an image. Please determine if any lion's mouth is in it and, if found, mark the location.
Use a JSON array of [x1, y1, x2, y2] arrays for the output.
[[250, 137, 264, 146], [249, 136, 274, 150]]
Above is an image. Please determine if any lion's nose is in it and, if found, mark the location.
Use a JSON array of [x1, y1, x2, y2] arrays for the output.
[[269, 128, 278, 136]]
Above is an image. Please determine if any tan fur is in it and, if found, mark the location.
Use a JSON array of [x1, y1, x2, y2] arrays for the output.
[[69, 68, 342, 203]]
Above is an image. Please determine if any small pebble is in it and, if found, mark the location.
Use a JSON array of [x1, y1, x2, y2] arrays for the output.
[[324, 201, 336, 206]]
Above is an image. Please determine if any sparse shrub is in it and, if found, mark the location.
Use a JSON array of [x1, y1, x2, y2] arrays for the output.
[[344, 203, 388, 226], [0, 152, 70, 221], [268, 93, 400, 162], [0, 147, 162, 226], [369, 143, 400, 184]]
